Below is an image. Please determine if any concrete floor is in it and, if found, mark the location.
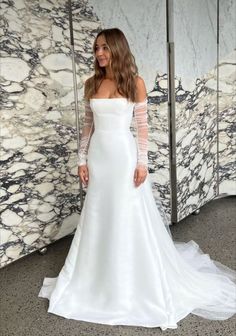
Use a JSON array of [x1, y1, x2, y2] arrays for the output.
[[0, 196, 236, 336]]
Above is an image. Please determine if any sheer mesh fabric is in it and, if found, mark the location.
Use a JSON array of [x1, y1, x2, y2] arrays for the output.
[[133, 98, 148, 169], [77, 98, 148, 168], [77, 99, 94, 166]]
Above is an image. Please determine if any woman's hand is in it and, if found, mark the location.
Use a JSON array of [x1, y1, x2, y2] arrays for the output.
[[78, 164, 89, 186], [134, 164, 148, 187]]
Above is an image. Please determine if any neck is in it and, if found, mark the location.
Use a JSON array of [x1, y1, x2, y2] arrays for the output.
[[104, 66, 114, 80]]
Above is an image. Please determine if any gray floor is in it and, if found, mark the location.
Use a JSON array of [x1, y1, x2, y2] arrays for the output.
[[1, 196, 236, 336]]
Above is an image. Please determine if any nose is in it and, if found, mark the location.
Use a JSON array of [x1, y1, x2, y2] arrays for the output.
[[96, 47, 103, 56]]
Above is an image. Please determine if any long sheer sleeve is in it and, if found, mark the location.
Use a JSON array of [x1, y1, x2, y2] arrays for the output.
[[133, 98, 148, 169], [77, 99, 94, 166]]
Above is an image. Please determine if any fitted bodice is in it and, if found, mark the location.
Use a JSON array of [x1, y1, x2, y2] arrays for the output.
[[90, 98, 135, 132], [77, 97, 148, 167]]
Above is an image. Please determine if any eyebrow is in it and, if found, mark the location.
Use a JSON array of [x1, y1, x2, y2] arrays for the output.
[[95, 43, 108, 46]]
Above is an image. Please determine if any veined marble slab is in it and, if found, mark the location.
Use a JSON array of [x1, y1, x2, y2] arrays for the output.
[[218, 50, 236, 195], [174, 0, 235, 221], [0, 0, 101, 268], [175, 72, 218, 221], [174, 0, 218, 221]]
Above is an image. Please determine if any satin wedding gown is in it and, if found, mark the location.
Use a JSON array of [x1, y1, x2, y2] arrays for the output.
[[38, 97, 236, 330]]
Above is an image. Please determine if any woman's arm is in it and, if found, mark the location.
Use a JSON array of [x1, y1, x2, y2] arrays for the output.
[[134, 76, 148, 169], [77, 80, 95, 166]]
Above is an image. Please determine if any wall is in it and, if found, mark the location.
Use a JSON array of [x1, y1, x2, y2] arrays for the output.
[[174, 0, 218, 221], [0, 0, 100, 267], [218, 0, 236, 195], [173, 0, 235, 221]]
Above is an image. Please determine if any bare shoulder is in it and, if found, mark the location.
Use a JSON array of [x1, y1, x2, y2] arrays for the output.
[[135, 75, 145, 86], [85, 76, 93, 88], [84, 76, 94, 96], [135, 75, 147, 101]]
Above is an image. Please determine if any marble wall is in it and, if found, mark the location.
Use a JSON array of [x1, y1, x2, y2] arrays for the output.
[[174, 0, 218, 221], [218, 51, 236, 195], [0, 0, 101, 268], [173, 0, 235, 222], [218, 0, 236, 195]]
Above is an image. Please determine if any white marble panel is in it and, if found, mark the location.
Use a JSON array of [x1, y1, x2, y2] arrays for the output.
[[218, 60, 236, 193], [174, 0, 218, 221], [174, 0, 218, 89], [88, 0, 167, 92], [218, 0, 236, 195], [0, 0, 100, 268]]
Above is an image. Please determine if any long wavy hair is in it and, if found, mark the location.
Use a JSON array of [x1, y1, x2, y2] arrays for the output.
[[85, 28, 139, 102]]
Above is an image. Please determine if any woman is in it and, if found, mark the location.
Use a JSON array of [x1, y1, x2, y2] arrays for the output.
[[78, 29, 148, 189], [38, 28, 236, 331]]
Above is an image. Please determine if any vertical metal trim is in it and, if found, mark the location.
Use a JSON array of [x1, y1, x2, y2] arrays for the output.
[[216, 0, 220, 196], [68, 0, 84, 208], [166, 0, 177, 223]]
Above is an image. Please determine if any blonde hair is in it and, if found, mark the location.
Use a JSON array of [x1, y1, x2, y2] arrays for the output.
[[85, 28, 139, 102]]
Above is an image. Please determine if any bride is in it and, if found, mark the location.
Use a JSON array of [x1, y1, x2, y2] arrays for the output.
[[38, 28, 236, 331]]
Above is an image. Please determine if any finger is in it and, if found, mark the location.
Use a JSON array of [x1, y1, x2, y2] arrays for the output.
[[83, 173, 88, 184], [137, 175, 144, 184], [80, 174, 85, 185], [80, 171, 87, 186], [135, 177, 142, 187], [84, 169, 89, 185], [134, 171, 140, 184], [136, 176, 146, 187], [136, 181, 141, 187]]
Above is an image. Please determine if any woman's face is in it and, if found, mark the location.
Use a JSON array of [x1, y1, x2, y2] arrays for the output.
[[94, 34, 111, 68]]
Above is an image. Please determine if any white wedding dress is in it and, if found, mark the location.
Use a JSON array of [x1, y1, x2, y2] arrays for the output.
[[38, 98, 236, 330]]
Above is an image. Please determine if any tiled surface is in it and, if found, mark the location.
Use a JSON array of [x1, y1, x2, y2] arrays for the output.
[[0, 196, 235, 336]]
